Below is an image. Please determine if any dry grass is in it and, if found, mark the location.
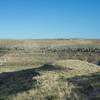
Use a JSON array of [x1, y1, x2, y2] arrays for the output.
[[54, 60, 100, 76], [0, 39, 99, 47], [0, 39, 100, 100], [0, 60, 100, 100]]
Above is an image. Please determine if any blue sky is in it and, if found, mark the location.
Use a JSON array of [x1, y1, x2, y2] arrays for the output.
[[0, 0, 100, 39]]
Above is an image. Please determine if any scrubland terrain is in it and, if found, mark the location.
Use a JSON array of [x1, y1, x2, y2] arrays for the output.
[[0, 39, 100, 100]]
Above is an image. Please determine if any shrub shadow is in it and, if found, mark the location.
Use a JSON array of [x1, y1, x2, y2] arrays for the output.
[[0, 63, 72, 99], [0, 68, 40, 99], [36, 63, 72, 71], [66, 72, 100, 100]]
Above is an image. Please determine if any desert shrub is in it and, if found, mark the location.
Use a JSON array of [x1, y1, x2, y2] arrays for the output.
[[45, 94, 59, 100]]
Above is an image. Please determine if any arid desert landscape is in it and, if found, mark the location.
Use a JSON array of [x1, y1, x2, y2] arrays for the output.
[[0, 39, 100, 100]]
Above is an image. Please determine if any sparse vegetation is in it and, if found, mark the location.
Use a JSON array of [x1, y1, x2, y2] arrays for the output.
[[0, 39, 100, 100]]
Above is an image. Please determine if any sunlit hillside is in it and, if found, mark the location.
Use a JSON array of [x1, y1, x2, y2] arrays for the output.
[[0, 39, 100, 100]]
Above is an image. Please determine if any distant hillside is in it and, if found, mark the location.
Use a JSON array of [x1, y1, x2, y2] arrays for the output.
[[0, 39, 100, 67], [0, 39, 100, 47]]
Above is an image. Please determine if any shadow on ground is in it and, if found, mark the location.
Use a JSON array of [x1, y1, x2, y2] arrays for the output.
[[0, 68, 40, 99], [0, 63, 99, 100], [0, 63, 71, 99], [66, 72, 100, 100], [37, 63, 72, 71]]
